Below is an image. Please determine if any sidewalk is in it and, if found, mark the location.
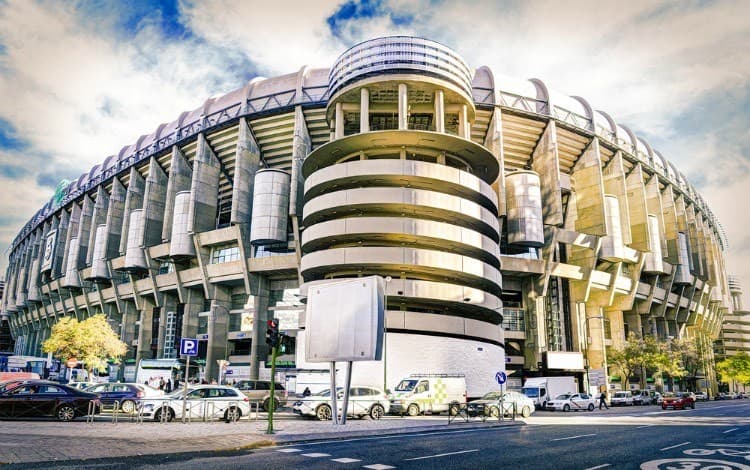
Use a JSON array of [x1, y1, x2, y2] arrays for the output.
[[0, 414, 523, 465]]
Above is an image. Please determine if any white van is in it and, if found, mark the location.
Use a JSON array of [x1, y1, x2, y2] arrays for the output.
[[389, 374, 466, 416]]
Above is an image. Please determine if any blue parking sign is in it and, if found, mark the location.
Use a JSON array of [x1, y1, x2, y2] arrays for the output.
[[180, 338, 198, 356]]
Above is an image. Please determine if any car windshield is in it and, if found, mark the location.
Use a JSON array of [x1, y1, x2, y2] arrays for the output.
[[481, 392, 502, 400], [615, 392, 628, 397], [555, 394, 571, 400], [395, 380, 418, 391], [522, 387, 539, 398]]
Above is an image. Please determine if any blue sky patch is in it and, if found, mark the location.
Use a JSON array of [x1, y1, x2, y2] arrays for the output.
[[76, 0, 190, 40], [327, 0, 413, 38], [0, 118, 27, 151]]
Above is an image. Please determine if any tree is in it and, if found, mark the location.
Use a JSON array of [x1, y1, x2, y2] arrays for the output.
[[43, 314, 127, 374], [607, 333, 662, 387], [716, 352, 750, 390]]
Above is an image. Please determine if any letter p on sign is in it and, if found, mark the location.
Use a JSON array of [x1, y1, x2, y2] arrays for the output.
[[180, 338, 198, 356]]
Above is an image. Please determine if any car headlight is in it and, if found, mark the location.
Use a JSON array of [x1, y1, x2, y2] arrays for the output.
[[143, 404, 154, 411], [293, 401, 302, 406]]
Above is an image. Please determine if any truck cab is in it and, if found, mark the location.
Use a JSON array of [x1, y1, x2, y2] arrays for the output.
[[522, 377, 577, 409]]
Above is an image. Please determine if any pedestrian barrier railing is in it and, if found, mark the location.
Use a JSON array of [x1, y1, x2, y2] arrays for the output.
[[91, 397, 264, 424], [448, 400, 519, 424], [86, 400, 98, 424]]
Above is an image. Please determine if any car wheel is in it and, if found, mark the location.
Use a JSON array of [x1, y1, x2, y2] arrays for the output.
[[521, 406, 532, 418], [154, 408, 174, 422], [369, 404, 385, 420], [56, 405, 76, 422], [316, 404, 332, 421], [407, 403, 420, 417], [449, 403, 460, 416], [661, 405, 666, 410], [588, 403, 595, 412], [120, 400, 136, 414], [489, 406, 500, 418], [263, 398, 280, 412], [563, 404, 570, 412], [224, 407, 242, 423]]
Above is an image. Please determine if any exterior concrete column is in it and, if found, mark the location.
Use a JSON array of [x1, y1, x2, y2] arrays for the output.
[[231, 118, 260, 225], [188, 134, 220, 233], [360, 88, 369, 133], [248, 274, 270, 380], [86, 187, 109, 265], [458, 104, 468, 138], [135, 299, 155, 365], [205, 298, 230, 381], [120, 301, 138, 360], [119, 168, 145, 255], [142, 157, 167, 247], [162, 146, 193, 241], [434, 89, 445, 133], [334, 102, 344, 139], [398, 83, 408, 130], [181, 289, 203, 343], [76, 195, 94, 267]]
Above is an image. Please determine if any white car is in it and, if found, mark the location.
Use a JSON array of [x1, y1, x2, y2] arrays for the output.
[[140, 385, 251, 422], [611, 391, 634, 406], [546, 393, 597, 412], [293, 386, 390, 420]]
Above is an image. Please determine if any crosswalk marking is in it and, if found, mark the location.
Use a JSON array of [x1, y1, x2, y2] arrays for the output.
[[331, 457, 361, 463], [276, 448, 302, 453], [362, 465, 396, 470], [302, 453, 331, 458]]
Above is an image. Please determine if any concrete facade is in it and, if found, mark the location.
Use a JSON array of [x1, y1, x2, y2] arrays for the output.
[[2, 37, 732, 395]]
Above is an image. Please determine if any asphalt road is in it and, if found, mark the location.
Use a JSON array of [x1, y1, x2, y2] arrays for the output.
[[14, 399, 750, 469]]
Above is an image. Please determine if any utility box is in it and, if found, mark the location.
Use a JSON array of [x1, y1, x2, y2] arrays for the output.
[[305, 276, 384, 363]]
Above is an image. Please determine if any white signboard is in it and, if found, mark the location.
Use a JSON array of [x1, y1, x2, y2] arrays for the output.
[[546, 351, 584, 370], [240, 312, 254, 331], [305, 276, 384, 363], [41, 230, 57, 272], [276, 309, 302, 331]]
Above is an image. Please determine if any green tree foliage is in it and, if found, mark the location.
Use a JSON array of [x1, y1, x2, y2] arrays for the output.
[[716, 352, 750, 387], [608, 333, 662, 386], [42, 314, 127, 373]]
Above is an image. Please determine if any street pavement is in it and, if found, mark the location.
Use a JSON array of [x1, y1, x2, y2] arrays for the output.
[[2, 399, 748, 469]]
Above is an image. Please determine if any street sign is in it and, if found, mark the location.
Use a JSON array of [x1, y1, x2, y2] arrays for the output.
[[495, 371, 507, 385], [180, 338, 198, 356], [66, 358, 78, 368]]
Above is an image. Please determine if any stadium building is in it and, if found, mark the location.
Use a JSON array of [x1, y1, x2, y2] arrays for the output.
[[1, 37, 733, 395]]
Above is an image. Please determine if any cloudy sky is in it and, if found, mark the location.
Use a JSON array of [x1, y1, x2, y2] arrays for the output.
[[0, 0, 748, 299]]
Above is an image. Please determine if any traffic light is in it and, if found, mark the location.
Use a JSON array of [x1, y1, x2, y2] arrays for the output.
[[266, 318, 280, 348]]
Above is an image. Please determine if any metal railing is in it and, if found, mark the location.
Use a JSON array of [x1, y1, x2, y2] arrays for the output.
[[448, 400, 519, 424]]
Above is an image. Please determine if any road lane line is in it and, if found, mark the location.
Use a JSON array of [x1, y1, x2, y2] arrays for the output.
[[584, 464, 611, 470], [404, 449, 479, 461], [362, 465, 395, 470], [707, 443, 750, 447], [331, 458, 361, 463], [301, 453, 331, 458], [660, 442, 690, 451], [637, 425, 655, 429], [276, 448, 302, 453], [723, 428, 739, 433], [288, 426, 518, 446], [551, 433, 597, 441]]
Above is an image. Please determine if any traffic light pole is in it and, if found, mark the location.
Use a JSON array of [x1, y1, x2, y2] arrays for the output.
[[266, 344, 278, 434]]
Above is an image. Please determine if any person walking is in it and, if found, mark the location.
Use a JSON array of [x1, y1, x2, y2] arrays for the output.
[[165, 378, 172, 393], [302, 387, 311, 397], [599, 390, 609, 410]]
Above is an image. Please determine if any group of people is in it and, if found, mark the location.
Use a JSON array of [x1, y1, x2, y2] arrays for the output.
[[145, 376, 173, 393]]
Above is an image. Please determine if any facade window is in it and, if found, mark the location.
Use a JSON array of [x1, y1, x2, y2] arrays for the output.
[[216, 199, 232, 229], [158, 262, 174, 275], [211, 244, 240, 264]]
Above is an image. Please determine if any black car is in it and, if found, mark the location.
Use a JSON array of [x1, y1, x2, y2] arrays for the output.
[[0, 380, 101, 421]]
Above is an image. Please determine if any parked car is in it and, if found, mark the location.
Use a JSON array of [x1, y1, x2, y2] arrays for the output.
[[293, 386, 390, 420], [546, 393, 597, 412], [632, 391, 655, 405], [68, 382, 98, 391], [140, 385, 251, 422], [467, 391, 535, 418], [0, 380, 101, 421], [234, 380, 285, 411], [85, 383, 163, 413], [693, 391, 708, 401], [389, 375, 466, 416], [611, 391, 634, 406], [0, 379, 27, 394], [661, 392, 695, 410]]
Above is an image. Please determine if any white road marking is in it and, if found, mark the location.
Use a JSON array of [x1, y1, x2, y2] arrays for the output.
[[331, 457, 361, 463], [301, 453, 331, 458], [404, 449, 479, 461], [707, 443, 750, 447], [723, 428, 739, 433], [362, 465, 396, 470], [290, 426, 517, 447], [660, 441, 691, 451], [637, 424, 655, 429], [551, 433, 597, 441], [584, 464, 611, 470], [276, 448, 302, 453]]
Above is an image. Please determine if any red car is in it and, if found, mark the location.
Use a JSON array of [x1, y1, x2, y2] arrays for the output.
[[661, 392, 695, 410]]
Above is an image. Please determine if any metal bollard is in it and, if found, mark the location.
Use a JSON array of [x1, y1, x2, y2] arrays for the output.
[[86, 400, 97, 424], [112, 400, 120, 424], [133, 400, 144, 424], [159, 400, 170, 424]]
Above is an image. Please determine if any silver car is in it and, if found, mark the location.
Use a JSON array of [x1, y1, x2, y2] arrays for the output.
[[467, 391, 535, 418]]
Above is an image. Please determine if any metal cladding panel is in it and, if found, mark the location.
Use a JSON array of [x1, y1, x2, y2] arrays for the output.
[[62, 237, 81, 287], [305, 276, 384, 362], [169, 191, 195, 258], [124, 210, 147, 270], [600, 194, 625, 262], [674, 232, 692, 285], [250, 169, 290, 245], [88, 224, 110, 280], [643, 214, 665, 274], [505, 171, 543, 247]]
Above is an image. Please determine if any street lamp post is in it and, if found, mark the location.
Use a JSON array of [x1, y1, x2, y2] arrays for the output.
[[383, 276, 392, 393]]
